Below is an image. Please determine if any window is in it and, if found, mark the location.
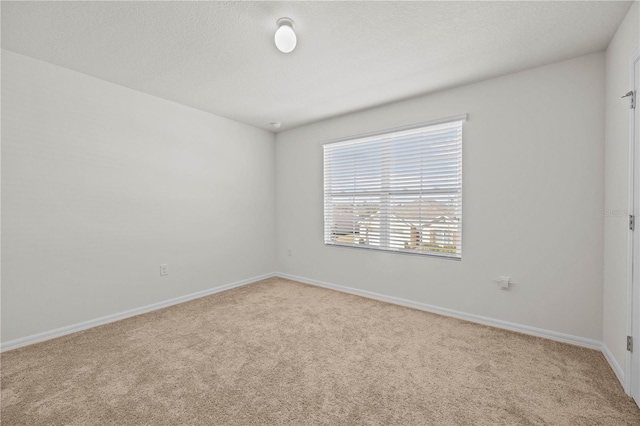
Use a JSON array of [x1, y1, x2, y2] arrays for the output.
[[323, 115, 465, 259]]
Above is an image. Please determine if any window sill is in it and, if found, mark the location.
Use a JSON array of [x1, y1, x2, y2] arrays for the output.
[[324, 242, 462, 261]]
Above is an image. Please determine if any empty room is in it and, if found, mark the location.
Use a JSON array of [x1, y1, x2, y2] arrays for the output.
[[2, 1, 640, 424]]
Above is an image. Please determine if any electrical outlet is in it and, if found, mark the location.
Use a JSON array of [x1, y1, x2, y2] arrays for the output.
[[160, 264, 169, 276], [288, 248, 292, 256], [493, 276, 511, 290]]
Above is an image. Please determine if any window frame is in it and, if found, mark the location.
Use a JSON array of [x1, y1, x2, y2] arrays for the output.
[[322, 114, 466, 260]]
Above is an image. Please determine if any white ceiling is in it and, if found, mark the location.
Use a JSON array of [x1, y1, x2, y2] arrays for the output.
[[1, 1, 633, 132]]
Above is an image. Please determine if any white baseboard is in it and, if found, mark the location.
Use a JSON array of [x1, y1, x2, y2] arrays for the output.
[[0, 272, 275, 352], [276, 272, 602, 351], [1, 271, 607, 357], [602, 343, 625, 387]]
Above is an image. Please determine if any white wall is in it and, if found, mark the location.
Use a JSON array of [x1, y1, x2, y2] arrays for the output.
[[1, 50, 276, 343], [276, 53, 605, 341], [603, 1, 639, 376]]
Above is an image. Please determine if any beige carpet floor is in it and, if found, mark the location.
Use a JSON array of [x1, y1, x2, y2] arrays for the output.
[[2, 277, 639, 425]]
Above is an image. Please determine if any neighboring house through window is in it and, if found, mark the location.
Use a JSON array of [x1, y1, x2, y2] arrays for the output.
[[323, 115, 465, 259]]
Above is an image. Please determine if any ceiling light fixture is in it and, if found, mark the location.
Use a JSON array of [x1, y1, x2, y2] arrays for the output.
[[274, 18, 296, 53]]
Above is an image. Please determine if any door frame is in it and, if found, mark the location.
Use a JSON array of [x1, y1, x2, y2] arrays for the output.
[[627, 48, 640, 401]]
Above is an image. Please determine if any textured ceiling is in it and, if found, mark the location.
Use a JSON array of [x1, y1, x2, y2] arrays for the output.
[[1, 1, 633, 132]]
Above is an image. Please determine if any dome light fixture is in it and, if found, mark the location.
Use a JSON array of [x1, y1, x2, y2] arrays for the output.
[[274, 18, 296, 53]]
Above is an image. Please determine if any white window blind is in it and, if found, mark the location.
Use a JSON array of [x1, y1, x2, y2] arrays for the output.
[[323, 115, 465, 259]]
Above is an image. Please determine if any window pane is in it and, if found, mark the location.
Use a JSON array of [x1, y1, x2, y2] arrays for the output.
[[323, 116, 464, 258]]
